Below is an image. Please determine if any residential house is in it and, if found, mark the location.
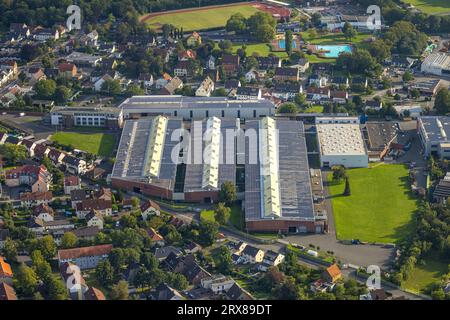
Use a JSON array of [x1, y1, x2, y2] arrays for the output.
[[309, 74, 328, 87], [221, 54, 240, 76], [187, 32, 202, 47], [20, 139, 37, 157], [32, 143, 50, 160], [85, 210, 104, 230], [63, 155, 87, 175], [57, 244, 113, 269], [272, 83, 303, 101], [174, 60, 195, 78], [195, 76, 215, 97], [26, 67, 46, 85], [331, 90, 349, 104], [306, 87, 331, 101], [257, 56, 281, 70], [310, 278, 335, 293], [72, 226, 100, 242], [241, 245, 264, 264], [76, 199, 112, 218], [0, 282, 17, 300], [365, 100, 383, 112], [159, 76, 183, 95], [141, 200, 161, 220], [259, 250, 285, 271], [71, 189, 87, 209], [154, 246, 183, 262], [9, 23, 31, 38], [184, 241, 201, 254], [245, 69, 266, 83], [5, 165, 52, 192], [84, 287, 106, 300], [206, 56, 216, 70], [296, 58, 310, 73], [147, 228, 165, 246], [60, 262, 88, 300], [64, 176, 81, 195], [138, 73, 154, 89], [178, 49, 197, 61], [322, 264, 342, 283], [225, 283, 254, 300], [151, 283, 184, 300], [236, 87, 262, 100], [330, 76, 349, 88], [224, 79, 241, 91], [58, 63, 77, 78], [155, 73, 172, 89], [32, 203, 55, 222], [201, 275, 235, 294], [0, 61, 19, 76], [33, 27, 59, 41], [0, 256, 13, 285], [274, 67, 299, 82], [352, 77, 368, 89], [47, 149, 66, 165]]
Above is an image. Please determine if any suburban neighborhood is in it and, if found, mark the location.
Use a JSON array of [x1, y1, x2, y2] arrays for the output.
[[0, 0, 449, 305]]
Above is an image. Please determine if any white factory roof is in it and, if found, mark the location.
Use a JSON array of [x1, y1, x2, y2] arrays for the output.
[[317, 123, 366, 156], [422, 53, 450, 69]]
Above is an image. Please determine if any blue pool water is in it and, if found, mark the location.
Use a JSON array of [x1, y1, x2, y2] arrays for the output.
[[316, 45, 352, 58], [278, 39, 297, 49]]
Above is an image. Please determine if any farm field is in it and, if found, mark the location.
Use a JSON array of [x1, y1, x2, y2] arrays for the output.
[[402, 0, 450, 15], [141, 3, 260, 32], [50, 131, 116, 157], [328, 164, 418, 243]]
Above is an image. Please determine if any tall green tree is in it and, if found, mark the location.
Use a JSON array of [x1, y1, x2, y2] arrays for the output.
[[285, 30, 293, 55]]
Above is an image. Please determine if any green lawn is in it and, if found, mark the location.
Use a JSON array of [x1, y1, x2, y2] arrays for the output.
[[328, 164, 418, 243], [304, 105, 324, 113], [142, 4, 260, 31], [402, 258, 449, 293], [200, 203, 245, 230], [200, 210, 215, 223], [232, 43, 288, 58], [301, 31, 371, 46], [402, 0, 450, 15], [50, 132, 116, 157]]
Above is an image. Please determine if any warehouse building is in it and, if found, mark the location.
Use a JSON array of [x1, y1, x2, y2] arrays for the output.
[[420, 53, 450, 76], [244, 117, 325, 234], [50, 105, 123, 130], [317, 122, 368, 168], [118, 95, 275, 120], [417, 116, 450, 159]]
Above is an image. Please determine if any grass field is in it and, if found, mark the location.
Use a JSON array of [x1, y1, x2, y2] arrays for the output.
[[232, 43, 288, 58], [402, 258, 449, 293], [50, 132, 116, 157], [328, 164, 418, 243], [200, 203, 245, 230], [402, 0, 450, 15], [304, 105, 324, 113], [142, 4, 260, 32]]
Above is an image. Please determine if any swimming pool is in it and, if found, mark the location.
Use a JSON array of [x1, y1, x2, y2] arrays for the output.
[[316, 45, 352, 58], [278, 39, 297, 49]]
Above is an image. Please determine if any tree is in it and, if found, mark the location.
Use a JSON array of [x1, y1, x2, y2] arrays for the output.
[[275, 277, 300, 300], [435, 88, 450, 115], [45, 276, 68, 300], [402, 71, 414, 82], [14, 264, 38, 297], [131, 196, 140, 208], [2, 238, 18, 262], [101, 79, 122, 95], [212, 88, 228, 97], [166, 272, 189, 291], [277, 103, 298, 114], [215, 246, 232, 274], [0, 143, 27, 165], [343, 177, 351, 196], [125, 84, 145, 97], [219, 181, 237, 205], [214, 203, 231, 226], [226, 13, 247, 34], [34, 79, 57, 99], [54, 85, 72, 103], [95, 260, 115, 287], [218, 40, 233, 53], [141, 252, 158, 271], [285, 30, 293, 56], [332, 165, 347, 182], [110, 280, 129, 300], [342, 22, 357, 41], [197, 221, 219, 247], [294, 93, 307, 108], [60, 232, 78, 249], [37, 235, 57, 261]]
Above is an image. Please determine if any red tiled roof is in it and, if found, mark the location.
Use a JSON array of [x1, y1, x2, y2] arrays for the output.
[[20, 191, 53, 202], [84, 287, 106, 300], [64, 175, 80, 187], [0, 283, 17, 300], [0, 256, 13, 278], [58, 244, 113, 260]]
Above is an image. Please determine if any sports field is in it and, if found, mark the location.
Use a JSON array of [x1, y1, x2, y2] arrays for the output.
[[141, 3, 261, 32], [328, 164, 418, 243], [402, 0, 450, 15], [50, 132, 116, 157]]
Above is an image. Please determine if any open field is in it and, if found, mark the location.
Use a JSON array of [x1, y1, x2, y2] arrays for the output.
[[50, 132, 116, 157], [402, 258, 449, 293], [301, 31, 372, 46], [200, 203, 244, 230], [232, 43, 288, 58], [328, 164, 418, 243], [402, 0, 450, 15], [141, 3, 260, 32]]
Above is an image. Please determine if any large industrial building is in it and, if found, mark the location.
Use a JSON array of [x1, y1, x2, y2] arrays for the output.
[[417, 116, 450, 159], [111, 116, 325, 234], [316, 121, 368, 168], [420, 53, 450, 76], [118, 95, 275, 120], [244, 118, 325, 234], [49, 105, 123, 130]]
